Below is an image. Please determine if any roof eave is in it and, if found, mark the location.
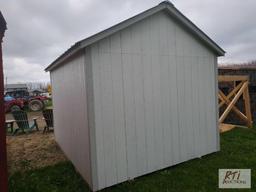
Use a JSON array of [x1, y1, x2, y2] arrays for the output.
[[45, 42, 82, 71], [45, 3, 168, 72], [165, 6, 225, 56]]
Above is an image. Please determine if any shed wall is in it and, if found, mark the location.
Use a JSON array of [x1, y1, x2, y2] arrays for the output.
[[90, 12, 218, 190], [50, 52, 92, 187]]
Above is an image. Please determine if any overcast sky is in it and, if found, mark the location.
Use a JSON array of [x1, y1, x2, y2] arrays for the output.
[[1, 0, 256, 83]]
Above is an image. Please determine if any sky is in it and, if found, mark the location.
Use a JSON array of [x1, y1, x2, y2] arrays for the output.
[[0, 0, 256, 83]]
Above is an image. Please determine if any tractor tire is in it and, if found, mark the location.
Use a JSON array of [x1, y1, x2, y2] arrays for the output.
[[29, 99, 44, 111], [10, 105, 21, 111]]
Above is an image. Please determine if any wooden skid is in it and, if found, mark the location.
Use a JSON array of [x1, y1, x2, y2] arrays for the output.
[[219, 123, 236, 133]]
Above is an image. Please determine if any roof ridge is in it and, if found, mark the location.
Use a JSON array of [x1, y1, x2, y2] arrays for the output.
[[159, 1, 174, 6]]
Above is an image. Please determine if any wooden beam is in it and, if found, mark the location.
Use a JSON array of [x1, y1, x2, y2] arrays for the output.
[[218, 94, 225, 103], [219, 123, 236, 133], [218, 90, 248, 123], [218, 75, 249, 82], [218, 75, 253, 130], [219, 82, 248, 123], [243, 85, 253, 127], [219, 81, 243, 108]]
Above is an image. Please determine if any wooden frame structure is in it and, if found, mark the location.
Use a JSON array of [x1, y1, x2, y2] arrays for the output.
[[218, 75, 252, 132]]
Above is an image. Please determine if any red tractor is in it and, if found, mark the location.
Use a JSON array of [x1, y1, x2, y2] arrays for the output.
[[4, 97, 24, 112], [5, 90, 49, 112]]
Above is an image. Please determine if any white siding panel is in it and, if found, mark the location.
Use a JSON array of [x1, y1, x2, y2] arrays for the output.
[[130, 24, 147, 176], [184, 56, 195, 159], [207, 56, 218, 152], [198, 57, 208, 156], [88, 11, 219, 190], [133, 56, 147, 175], [110, 33, 128, 183], [141, 18, 155, 172], [161, 55, 172, 167], [168, 55, 180, 165], [49, 9, 220, 191], [176, 56, 188, 162], [50, 52, 92, 187], [91, 44, 105, 189], [122, 52, 137, 179], [150, 16, 164, 167], [100, 48, 117, 186], [191, 57, 201, 157], [142, 53, 156, 172]]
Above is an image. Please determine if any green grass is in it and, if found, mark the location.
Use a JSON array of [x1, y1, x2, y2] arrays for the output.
[[8, 128, 256, 192]]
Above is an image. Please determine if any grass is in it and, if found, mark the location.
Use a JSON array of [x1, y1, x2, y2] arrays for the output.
[[8, 127, 256, 192]]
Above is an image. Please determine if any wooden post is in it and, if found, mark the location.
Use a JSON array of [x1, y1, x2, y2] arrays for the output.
[[218, 90, 248, 123], [219, 81, 243, 108], [0, 11, 8, 192], [244, 84, 252, 127]]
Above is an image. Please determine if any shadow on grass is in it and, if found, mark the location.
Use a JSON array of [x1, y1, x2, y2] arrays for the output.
[[8, 127, 256, 192]]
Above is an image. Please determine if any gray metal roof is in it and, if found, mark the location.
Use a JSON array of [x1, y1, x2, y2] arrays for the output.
[[45, 1, 225, 72]]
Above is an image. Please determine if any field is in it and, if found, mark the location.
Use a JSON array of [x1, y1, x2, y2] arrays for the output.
[[7, 126, 256, 191]]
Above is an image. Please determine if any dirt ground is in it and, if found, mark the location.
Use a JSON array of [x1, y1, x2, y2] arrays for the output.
[[6, 111, 67, 175]]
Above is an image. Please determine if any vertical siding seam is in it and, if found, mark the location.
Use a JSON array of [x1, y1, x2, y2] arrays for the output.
[[203, 57, 209, 154], [206, 57, 212, 153], [167, 55, 173, 165], [166, 18, 173, 165], [84, 48, 94, 187], [120, 31, 129, 180], [189, 56, 196, 157], [163, 16, 169, 165], [193, 57, 200, 157], [142, 18, 150, 171], [149, 16, 157, 169], [138, 24, 146, 173], [140, 29, 148, 173], [157, 17, 165, 166], [141, 57, 148, 171], [131, 29, 138, 177], [174, 24, 181, 162], [160, 58, 166, 164], [182, 56, 188, 159], [196, 56, 203, 156], [214, 57, 220, 151], [109, 37, 118, 183], [183, 41, 189, 160], [98, 43, 107, 187], [209, 56, 216, 151]]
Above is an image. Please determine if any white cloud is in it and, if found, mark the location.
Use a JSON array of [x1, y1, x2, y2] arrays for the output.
[[0, 0, 255, 83], [3, 57, 49, 83]]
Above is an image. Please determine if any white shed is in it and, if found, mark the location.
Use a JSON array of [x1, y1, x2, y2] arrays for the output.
[[45, 1, 225, 191]]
